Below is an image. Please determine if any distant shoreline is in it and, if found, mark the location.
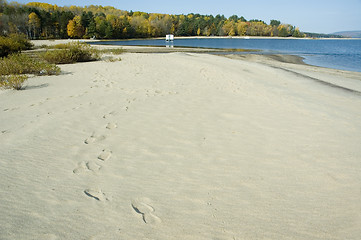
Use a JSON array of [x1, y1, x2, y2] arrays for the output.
[[91, 36, 358, 41]]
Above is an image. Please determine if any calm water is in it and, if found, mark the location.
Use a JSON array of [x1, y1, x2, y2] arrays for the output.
[[91, 38, 361, 72]]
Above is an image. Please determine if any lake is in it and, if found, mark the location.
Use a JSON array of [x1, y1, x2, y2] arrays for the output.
[[91, 38, 361, 72]]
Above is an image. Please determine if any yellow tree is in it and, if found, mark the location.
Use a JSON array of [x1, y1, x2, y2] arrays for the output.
[[28, 12, 41, 39], [67, 16, 85, 38], [197, 28, 201, 36], [130, 15, 149, 37], [222, 20, 236, 36], [236, 21, 248, 36], [67, 19, 76, 37]]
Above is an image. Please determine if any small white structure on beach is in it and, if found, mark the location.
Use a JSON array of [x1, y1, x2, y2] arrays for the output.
[[166, 34, 174, 42]]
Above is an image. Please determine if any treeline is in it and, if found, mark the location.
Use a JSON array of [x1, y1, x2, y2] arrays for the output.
[[303, 32, 344, 38], [0, 1, 305, 39]]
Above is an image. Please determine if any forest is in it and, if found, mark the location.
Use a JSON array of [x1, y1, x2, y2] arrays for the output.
[[0, 1, 305, 39]]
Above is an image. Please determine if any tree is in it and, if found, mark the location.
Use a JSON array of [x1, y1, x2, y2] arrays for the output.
[[67, 15, 84, 38], [222, 20, 236, 36], [292, 27, 304, 38], [247, 21, 267, 36], [28, 12, 40, 39], [229, 15, 238, 22], [97, 19, 108, 38], [236, 21, 248, 36], [278, 24, 289, 37], [59, 11, 75, 38], [81, 11, 93, 29], [86, 19, 96, 38], [67, 18, 76, 37], [197, 27, 201, 36], [105, 24, 113, 39], [270, 19, 280, 27]]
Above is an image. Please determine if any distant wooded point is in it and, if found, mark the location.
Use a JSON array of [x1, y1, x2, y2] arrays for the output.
[[0, 1, 306, 39]]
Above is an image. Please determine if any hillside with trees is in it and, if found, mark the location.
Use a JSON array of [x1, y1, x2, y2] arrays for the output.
[[0, 0, 305, 39]]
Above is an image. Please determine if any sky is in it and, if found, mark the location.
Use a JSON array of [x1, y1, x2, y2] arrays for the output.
[[11, 0, 361, 33]]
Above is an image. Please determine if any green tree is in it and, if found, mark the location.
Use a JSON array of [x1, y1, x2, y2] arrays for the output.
[[270, 19, 280, 27], [86, 19, 96, 38], [292, 27, 304, 37], [278, 24, 289, 37], [105, 24, 113, 39]]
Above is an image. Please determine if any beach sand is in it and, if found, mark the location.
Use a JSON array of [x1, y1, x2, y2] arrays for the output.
[[1, 42, 361, 239]]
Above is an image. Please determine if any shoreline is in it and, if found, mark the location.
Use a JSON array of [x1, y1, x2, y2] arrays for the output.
[[31, 39, 361, 73], [88, 35, 359, 41]]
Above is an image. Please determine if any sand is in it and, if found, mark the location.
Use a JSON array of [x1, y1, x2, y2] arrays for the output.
[[1, 41, 361, 239]]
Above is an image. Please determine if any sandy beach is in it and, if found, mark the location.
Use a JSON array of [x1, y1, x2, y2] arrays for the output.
[[1, 41, 361, 239]]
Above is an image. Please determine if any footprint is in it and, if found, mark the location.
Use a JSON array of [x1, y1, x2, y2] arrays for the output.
[[84, 136, 96, 144], [87, 161, 101, 172], [131, 198, 161, 224], [73, 161, 87, 174], [73, 161, 101, 174], [84, 189, 108, 201], [98, 149, 112, 161], [102, 111, 118, 119], [106, 123, 117, 129], [84, 134, 105, 144]]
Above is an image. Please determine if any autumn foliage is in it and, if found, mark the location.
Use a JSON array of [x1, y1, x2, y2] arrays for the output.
[[0, 1, 304, 39]]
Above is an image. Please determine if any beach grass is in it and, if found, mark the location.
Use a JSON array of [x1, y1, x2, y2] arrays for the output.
[[98, 48, 124, 55], [0, 53, 60, 76], [0, 53, 60, 90], [41, 42, 100, 64]]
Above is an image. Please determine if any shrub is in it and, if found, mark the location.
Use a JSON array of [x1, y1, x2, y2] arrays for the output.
[[0, 53, 60, 76], [99, 48, 124, 55], [41, 42, 100, 64], [8, 34, 33, 50], [0, 74, 28, 90], [47, 43, 69, 49], [104, 56, 122, 62], [0, 34, 33, 57]]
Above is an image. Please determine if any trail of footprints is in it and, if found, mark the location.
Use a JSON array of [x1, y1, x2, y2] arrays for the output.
[[72, 110, 161, 225], [73, 111, 117, 202]]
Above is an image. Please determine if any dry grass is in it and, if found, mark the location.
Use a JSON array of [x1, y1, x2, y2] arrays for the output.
[[41, 42, 100, 64]]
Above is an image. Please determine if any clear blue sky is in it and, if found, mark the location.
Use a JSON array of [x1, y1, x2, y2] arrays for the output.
[[12, 0, 361, 33]]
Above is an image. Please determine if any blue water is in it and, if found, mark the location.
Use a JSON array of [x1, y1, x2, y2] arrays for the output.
[[91, 38, 361, 72]]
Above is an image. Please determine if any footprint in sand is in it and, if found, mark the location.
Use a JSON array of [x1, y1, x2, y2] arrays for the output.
[[102, 111, 117, 119], [73, 161, 101, 174], [98, 149, 112, 161], [106, 123, 117, 129], [84, 188, 108, 201], [84, 134, 106, 144], [131, 198, 161, 225]]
